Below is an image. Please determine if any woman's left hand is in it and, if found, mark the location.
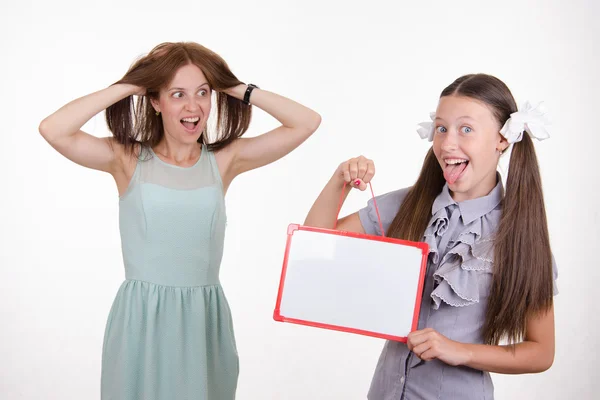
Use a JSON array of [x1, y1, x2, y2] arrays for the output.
[[407, 328, 471, 366], [221, 84, 247, 99]]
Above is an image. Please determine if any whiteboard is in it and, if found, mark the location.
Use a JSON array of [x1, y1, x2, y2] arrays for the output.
[[273, 224, 429, 342]]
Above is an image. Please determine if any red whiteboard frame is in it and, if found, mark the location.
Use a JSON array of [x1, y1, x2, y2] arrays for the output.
[[273, 224, 429, 342]]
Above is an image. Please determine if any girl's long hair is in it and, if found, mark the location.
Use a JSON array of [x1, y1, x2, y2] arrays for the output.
[[387, 74, 553, 345]]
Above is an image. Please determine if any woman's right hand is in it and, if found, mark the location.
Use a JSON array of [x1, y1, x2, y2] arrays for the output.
[[119, 83, 146, 97], [335, 155, 376, 191]]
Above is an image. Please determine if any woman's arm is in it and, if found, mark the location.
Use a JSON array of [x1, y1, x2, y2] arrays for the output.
[[219, 84, 321, 185], [39, 83, 142, 173]]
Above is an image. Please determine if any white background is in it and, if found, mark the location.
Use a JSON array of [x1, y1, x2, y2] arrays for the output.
[[1, 0, 597, 399]]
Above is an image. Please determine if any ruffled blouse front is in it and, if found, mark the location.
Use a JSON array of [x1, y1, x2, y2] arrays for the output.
[[425, 184, 501, 311]]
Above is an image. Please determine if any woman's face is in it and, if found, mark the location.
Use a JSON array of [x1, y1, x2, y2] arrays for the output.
[[151, 63, 212, 145]]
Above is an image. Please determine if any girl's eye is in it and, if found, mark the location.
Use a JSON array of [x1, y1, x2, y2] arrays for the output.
[[461, 126, 473, 134], [436, 126, 447, 134]]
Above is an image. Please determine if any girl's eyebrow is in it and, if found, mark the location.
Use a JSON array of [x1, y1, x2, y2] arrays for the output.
[[435, 115, 476, 121]]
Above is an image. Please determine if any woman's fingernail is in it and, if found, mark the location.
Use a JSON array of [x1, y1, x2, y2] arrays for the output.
[[354, 180, 361, 186]]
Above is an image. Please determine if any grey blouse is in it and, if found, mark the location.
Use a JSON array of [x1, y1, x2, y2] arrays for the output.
[[358, 182, 559, 400]]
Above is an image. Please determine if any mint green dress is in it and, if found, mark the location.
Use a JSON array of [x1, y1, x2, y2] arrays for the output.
[[101, 145, 238, 400]]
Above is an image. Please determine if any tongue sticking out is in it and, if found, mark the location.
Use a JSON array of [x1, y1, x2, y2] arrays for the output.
[[444, 162, 468, 184], [182, 121, 196, 130]]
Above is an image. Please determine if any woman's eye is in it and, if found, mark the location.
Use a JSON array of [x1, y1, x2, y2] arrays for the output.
[[198, 89, 208, 96], [172, 92, 184, 99], [436, 126, 447, 134], [461, 126, 473, 134]]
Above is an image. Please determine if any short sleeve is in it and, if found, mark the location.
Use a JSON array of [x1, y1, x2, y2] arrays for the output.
[[552, 253, 559, 296], [358, 187, 411, 236]]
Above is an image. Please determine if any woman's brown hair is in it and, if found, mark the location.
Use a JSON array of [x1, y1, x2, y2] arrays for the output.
[[387, 74, 553, 345], [105, 42, 251, 153]]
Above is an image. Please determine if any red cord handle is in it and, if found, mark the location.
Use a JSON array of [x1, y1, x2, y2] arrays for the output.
[[333, 181, 384, 236]]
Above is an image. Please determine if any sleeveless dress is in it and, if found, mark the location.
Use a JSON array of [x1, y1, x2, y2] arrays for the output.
[[101, 145, 238, 400]]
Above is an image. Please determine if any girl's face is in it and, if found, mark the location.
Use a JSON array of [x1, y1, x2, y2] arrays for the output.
[[432, 95, 509, 202], [151, 63, 212, 145]]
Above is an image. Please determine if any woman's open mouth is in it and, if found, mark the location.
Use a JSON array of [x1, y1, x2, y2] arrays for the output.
[[180, 117, 201, 133]]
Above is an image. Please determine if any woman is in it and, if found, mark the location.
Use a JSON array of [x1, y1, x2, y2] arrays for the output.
[[39, 41, 321, 400]]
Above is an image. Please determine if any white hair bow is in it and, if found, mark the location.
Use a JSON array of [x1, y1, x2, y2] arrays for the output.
[[499, 101, 551, 143], [416, 112, 436, 142]]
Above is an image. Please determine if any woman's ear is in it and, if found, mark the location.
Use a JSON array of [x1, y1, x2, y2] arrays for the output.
[[150, 97, 160, 114]]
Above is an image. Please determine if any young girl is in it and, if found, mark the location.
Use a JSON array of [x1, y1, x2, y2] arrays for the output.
[[305, 74, 557, 399], [39, 42, 321, 400]]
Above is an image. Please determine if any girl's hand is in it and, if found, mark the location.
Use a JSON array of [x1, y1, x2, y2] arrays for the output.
[[335, 155, 375, 191], [407, 328, 471, 366]]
